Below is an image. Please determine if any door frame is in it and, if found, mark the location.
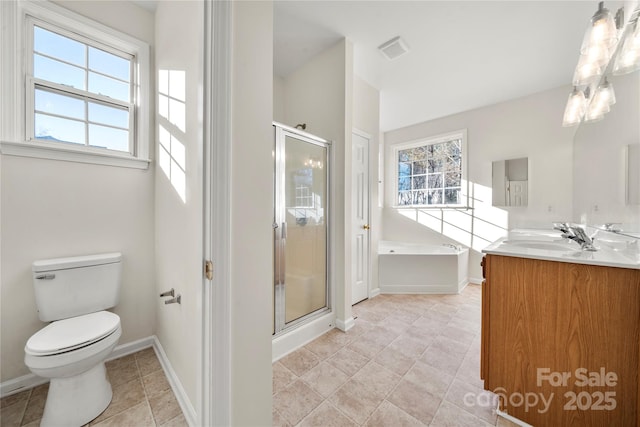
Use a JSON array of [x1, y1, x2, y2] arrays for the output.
[[202, 1, 231, 426], [351, 128, 372, 304]]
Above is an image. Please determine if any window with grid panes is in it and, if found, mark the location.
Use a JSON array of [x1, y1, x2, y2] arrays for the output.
[[396, 132, 465, 207]]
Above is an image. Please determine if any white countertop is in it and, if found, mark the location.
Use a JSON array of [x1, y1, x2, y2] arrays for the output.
[[482, 229, 640, 270]]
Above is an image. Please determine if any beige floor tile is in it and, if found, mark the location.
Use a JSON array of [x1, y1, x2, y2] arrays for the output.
[[326, 348, 369, 376], [301, 362, 349, 398], [20, 387, 46, 426], [430, 400, 493, 426], [386, 379, 441, 425], [90, 377, 146, 425], [92, 401, 154, 427], [0, 390, 30, 409], [159, 413, 189, 427], [279, 348, 320, 377], [374, 345, 416, 376], [328, 379, 384, 425], [142, 369, 171, 399], [273, 361, 298, 395], [364, 326, 399, 347], [440, 324, 477, 346], [304, 334, 344, 360], [351, 361, 401, 400], [347, 334, 386, 359], [106, 354, 139, 388], [388, 335, 430, 360], [402, 325, 439, 344], [148, 389, 182, 425], [364, 400, 425, 427], [444, 379, 498, 425], [273, 380, 323, 425], [136, 348, 163, 377], [420, 338, 467, 377], [324, 328, 355, 346], [272, 408, 292, 427], [299, 401, 357, 427], [404, 361, 454, 399], [0, 398, 28, 427], [456, 352, 484, 390]]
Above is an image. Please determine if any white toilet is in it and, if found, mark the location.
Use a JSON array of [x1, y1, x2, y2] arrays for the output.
[[24, 253, 123, 427]]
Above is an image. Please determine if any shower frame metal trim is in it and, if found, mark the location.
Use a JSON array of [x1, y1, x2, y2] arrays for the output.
[[273, 122, 332, 337]]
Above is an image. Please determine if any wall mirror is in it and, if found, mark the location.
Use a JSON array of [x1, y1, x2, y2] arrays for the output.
[[492, 157, 528, 207]]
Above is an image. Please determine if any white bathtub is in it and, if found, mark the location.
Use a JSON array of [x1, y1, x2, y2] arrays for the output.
[[378, 240, 469, 294]]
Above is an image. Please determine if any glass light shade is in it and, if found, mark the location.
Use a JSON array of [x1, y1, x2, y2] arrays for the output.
[[613, 22, 640, 75], [573, 53, 603, 86], [562, 88, 586, 127], [580, 2, 618, 54], [584, 91, 609, 123], [584, 42, 612, 67], [596, 78, 616, 106]]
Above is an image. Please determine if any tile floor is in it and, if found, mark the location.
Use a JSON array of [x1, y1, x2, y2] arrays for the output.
[[273, 285, 519, 427], [0, 347, 187, 427]]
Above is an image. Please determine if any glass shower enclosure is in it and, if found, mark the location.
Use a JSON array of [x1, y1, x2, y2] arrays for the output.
[[273, 123, 331, 335]]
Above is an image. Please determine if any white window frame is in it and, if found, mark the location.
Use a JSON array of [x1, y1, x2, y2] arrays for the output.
[[393, 129, 469, 208], [0, 0, 150, 169]]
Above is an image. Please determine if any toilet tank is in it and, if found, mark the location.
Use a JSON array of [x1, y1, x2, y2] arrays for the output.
[[32, 253, 122, 322]]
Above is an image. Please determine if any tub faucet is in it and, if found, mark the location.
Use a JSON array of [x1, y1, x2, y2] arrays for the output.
[[553, 222, 597, 251]]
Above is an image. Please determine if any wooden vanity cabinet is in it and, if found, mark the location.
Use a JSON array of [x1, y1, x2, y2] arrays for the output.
[[481, 254, 640, 426]]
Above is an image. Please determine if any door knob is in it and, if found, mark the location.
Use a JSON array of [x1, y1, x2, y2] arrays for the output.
[[363, 224, 370, 230]]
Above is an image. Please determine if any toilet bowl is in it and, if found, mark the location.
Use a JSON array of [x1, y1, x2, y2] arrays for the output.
[[25, 311, 122, 426], [24, 253, 122, 427]]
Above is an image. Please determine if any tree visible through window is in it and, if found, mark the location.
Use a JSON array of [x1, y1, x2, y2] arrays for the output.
[[397, 136, 463, 206]]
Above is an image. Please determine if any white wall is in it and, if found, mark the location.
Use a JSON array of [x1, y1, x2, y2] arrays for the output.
[[277, 39, 354, 328], [573, 72, 640, 228], [383, 85, 576, 280], [0, 0, 156, 384], [230, 1, 273, 425], [353, 76, 381, 294], [154, 0, 203, 415]]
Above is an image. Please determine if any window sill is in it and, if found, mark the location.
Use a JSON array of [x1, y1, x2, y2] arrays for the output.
[[0, 140, 150, 170]]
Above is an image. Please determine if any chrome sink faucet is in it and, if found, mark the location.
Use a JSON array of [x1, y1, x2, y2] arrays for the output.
[[553, 222, 597, 251]]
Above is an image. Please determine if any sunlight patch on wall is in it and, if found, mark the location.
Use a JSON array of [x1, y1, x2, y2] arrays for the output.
[[158, 69, 187, 203], [159, 124, 186, 203], [396, 181, 508, 251]]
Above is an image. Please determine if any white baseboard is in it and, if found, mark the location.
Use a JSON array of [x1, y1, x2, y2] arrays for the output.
[[369, 288, 381, 298], [335, 316, 355, 332], [379, 284, 460, 294], [496, 408, 533, 427], [272, 312, 335, 362], [151, 337, 198, 427], [0, 335, 198, 427], [468, 277, 483, 285]]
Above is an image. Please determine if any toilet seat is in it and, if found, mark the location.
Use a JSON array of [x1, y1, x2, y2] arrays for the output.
[[25, 311, 120, 356]]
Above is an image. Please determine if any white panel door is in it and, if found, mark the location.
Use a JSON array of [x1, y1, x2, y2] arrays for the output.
[[351, 132, 370, 304]]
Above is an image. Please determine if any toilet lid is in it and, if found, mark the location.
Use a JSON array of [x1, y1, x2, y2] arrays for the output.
[[25, 311, 120, 356]]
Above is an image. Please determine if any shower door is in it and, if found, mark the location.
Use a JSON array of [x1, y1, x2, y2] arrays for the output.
[[273, 123, 331, 335]]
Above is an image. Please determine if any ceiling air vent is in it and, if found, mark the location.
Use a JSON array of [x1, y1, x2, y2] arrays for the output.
[[378, 36, 409, 60]]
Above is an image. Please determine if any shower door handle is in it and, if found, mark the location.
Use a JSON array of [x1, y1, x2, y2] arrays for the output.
[[281, 222, 287, 239]]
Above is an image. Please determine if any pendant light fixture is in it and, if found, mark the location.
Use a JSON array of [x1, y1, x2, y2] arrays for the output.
[[563, 2, 639, 127], [613, 18, 640, 74]]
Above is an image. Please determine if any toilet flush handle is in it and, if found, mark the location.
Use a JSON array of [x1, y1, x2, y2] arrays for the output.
[[36, 274, 55, 280]]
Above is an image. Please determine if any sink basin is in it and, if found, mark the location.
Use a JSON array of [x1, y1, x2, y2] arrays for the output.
[[501, 240, 577, 252]]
